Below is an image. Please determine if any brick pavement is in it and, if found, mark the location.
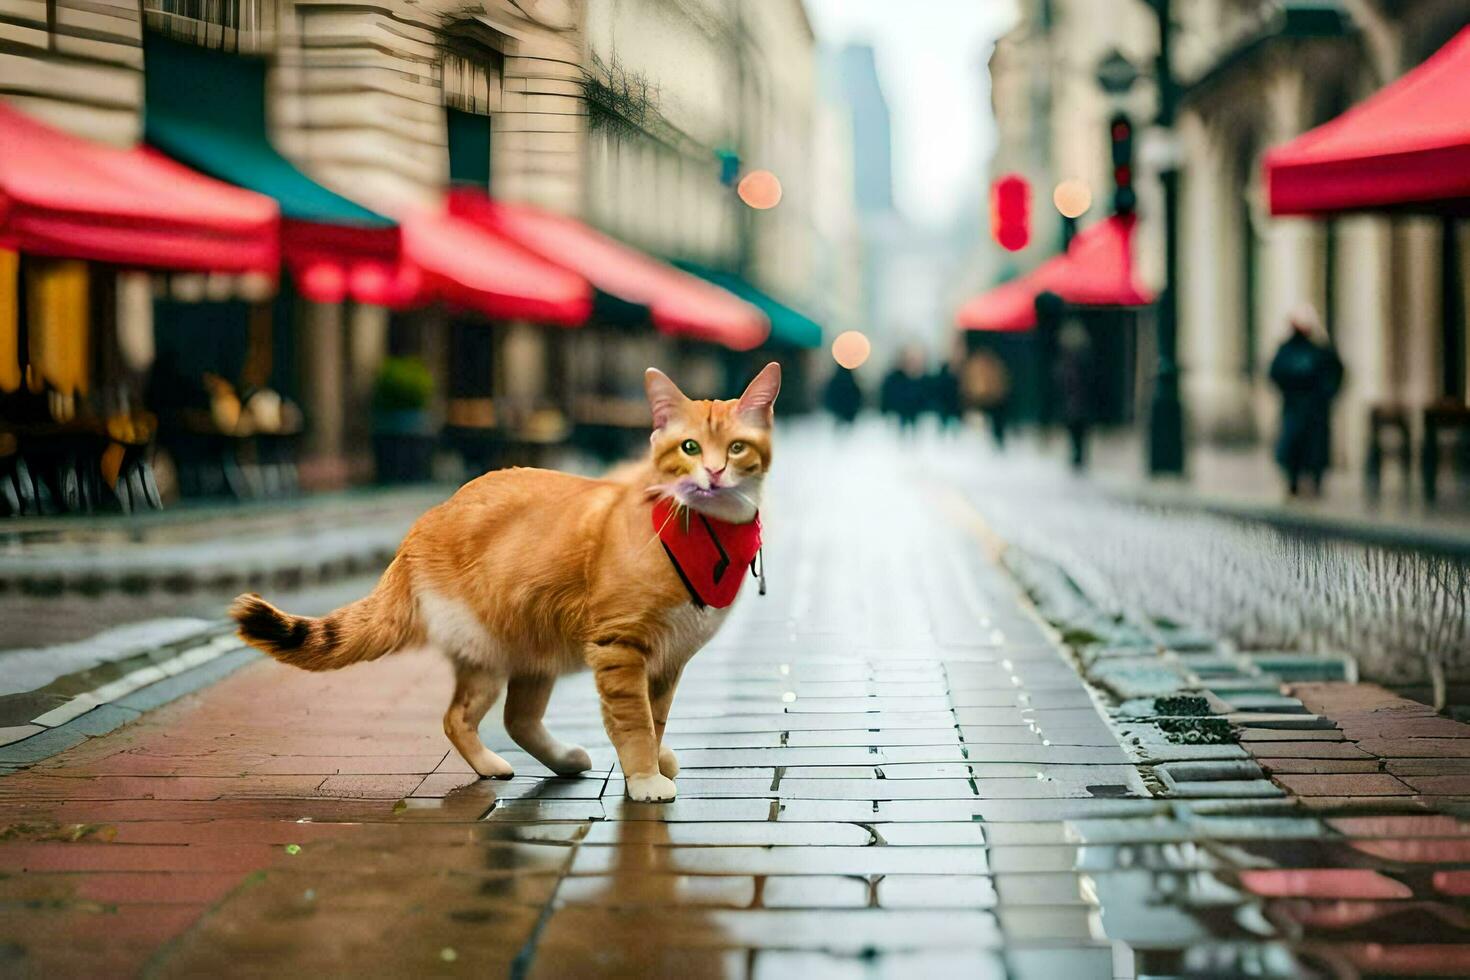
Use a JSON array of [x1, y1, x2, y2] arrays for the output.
[[2, 427, 1470, 977]]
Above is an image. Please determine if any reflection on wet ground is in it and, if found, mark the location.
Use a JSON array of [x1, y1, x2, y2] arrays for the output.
[[1, 425, 1469, 977]]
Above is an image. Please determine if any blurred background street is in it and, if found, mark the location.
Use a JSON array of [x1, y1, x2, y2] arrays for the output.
[[4, 0, 1470, 976]]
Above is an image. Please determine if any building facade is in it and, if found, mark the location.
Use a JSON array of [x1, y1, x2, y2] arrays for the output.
[[2, 0, 836, 503], [987, 0, 1470, 475]]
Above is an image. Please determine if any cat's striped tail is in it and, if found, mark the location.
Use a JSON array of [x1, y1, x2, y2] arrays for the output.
[[230, 555, 420, 671]]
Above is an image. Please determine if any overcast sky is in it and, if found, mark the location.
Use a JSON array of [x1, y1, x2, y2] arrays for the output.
[[805, 0, 1018, 228]]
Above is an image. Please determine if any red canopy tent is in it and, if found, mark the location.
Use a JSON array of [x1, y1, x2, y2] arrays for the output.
[[956, 214, 1152, 332], [0, 102, 279, 274], [448, 190, 769, 351], [1264, 26, 1470, 215], [399, 198, 592, 326]]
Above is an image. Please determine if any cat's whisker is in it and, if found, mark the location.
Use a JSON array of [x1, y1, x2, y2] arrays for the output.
[[645, 494, 684, 550]]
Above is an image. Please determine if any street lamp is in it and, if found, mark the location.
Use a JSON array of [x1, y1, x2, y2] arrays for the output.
[[1097, 19, 1184, 474], [1142, 0, 1184, 475]]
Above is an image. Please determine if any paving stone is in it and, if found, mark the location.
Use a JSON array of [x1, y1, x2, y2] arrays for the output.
[[1272, 773, 1414, 797], [1356, 738, 1470, 758], [995, 906, 1097, 940], [537, 907, 1004, 952], [1238, 728, 1345, 742], [1400, 775, 1470, 797], [876, 822, 989, 846], [556, 873, 756, 908], [775, 778, 977, 801], [1385, 758, 1470, 776], [762, 875, 870, 908], [581, 821, 873, 847], [0, 725, 45, 747], [571, 845, 992, 877], [1255, 757, 1382, 775], [752, 949, 1006, 980], [785, 696, 954, 714], [782, 729, 963, 748], [878, 874, 998, 908], [1241, 740, 1373, 759]]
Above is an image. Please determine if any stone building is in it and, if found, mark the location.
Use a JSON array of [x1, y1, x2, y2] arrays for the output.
[[987, 0, 1470, 475], [1, 0, 832, 495]]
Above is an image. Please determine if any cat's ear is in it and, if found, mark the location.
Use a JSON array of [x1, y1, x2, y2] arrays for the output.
[[644, 367, 689, 429], [737, 362, 782, 426]]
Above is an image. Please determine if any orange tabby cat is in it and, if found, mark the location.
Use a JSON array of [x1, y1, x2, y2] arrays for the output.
[[230, 363, 779, 802]]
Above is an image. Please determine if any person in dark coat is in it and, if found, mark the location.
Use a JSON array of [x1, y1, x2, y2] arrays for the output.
[[880, 347, 926, 436], [1269, 303, 1343, 497], [929, 362, 963, 433], [1053, 322, 1096, 470], [823, 366, 863, 428]]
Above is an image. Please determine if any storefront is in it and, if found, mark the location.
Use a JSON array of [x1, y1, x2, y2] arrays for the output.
[[1263, 25, 1470, 498], [955, 214, 1153, 427], [0, 101, 278, 515], [450, 192, 770, 460]]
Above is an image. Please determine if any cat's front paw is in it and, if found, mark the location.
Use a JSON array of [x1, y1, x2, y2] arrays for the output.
[[658, 745, 680, 779], [625, 772, 677, 803]]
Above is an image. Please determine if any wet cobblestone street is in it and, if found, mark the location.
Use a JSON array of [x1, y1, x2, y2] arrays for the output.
[[3, 426, 1470, 977]]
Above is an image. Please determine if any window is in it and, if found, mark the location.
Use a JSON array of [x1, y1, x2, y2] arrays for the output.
[[442, 38, 502, 192], [446, 108, 491, 190]]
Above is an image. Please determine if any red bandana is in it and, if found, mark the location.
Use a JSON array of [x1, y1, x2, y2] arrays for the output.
[[652, 498, 763, 609]]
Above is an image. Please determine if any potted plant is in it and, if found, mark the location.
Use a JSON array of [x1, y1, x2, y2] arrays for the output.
[[371, 356, 436, 483]]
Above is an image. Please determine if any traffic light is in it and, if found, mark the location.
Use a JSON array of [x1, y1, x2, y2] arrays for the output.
[[1109, 112, 1135, 214], [990, 173, 1030, 252]]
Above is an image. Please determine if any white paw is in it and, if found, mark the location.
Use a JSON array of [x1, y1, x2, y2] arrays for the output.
[[625, 772, 677, 803], [471, 753, 515, 780], [658, 745, 680, 779], [549, 745, 593, 776]]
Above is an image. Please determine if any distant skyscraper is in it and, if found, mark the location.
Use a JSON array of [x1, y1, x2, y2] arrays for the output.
[[833, 43, 894, 215]]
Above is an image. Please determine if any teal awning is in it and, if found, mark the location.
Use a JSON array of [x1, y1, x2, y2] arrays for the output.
[[671, 260, 823, 349], [143, 32, 393, 230]]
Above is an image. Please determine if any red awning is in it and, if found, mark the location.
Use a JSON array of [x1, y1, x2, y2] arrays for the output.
[[400, 201, 592, 325], [1264, 26, 1470, 216], [285, 222, 409, 307], [0, 101, 279, 274], [956, 214, 1152, 332], [448, 190, 769, 350]]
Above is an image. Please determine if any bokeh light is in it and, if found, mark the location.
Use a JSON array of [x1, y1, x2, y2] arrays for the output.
[[831, 330, 871, 370], [1053, 179, 1092, 219], [737, 170, 782, 210]]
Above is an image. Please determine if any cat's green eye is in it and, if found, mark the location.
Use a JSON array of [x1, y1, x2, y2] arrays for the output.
[[729, 441, 746, 455], [680, 439, 701, 456]]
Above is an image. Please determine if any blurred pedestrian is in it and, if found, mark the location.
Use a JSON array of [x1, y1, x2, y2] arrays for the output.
[[1053, 322, 1095, 470], [823, 366, 863, 429], [929, 361, 963, 434], [963, 351, 1011, 448], [880, 347, 926, 437], [1269, 303, 1343, 497]]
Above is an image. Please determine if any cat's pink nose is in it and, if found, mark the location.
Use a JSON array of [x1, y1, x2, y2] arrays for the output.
[[706, 466, 726, 483]]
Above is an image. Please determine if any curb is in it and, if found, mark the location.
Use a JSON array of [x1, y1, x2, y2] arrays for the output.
[[1105, 479, 1470, 560], [0, 624, 260, 773], [0, 538, 400, 600], [0, 487, 450, 598]]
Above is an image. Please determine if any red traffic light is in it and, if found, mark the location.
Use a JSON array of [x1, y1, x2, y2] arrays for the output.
[[1109, 112, 1135, 213], [990, 173, 1031, 252]]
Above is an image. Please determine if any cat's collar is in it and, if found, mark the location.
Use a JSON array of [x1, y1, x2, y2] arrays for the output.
[[652, 498, 764, 610]]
